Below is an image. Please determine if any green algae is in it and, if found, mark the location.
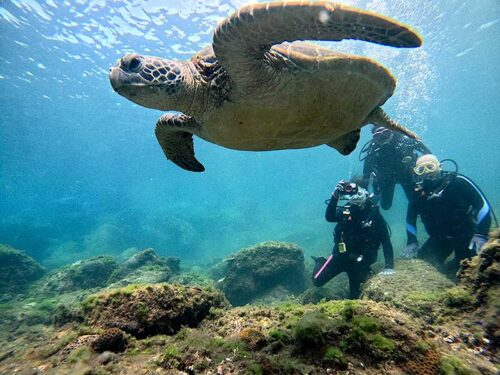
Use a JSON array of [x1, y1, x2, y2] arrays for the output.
[[323, 346, 346, 365], [440, 355, 480, 375]]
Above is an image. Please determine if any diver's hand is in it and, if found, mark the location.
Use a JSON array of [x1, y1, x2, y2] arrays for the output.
[[378, 268, 396, 276], [401, 243, 419, 259], [332, 180, 349, 198], [469, 234, 488, 254]]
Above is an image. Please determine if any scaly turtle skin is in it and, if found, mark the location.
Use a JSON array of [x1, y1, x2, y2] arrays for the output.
[[109, 1, 422, 172]]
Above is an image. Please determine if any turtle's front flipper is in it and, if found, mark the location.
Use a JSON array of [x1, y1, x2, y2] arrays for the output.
[[155, 114, 205, 172], [366, 107, 420, 140], [327, 129, 361, 155], [213, 1, 422, 87]]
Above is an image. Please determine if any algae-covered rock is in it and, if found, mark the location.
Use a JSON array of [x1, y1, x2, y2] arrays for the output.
[[38, 255, 118, 293], [107, 248, 179, 286], [197, 299, 448, 374], [83, 284, 228, 338], [218, 241, 306, 306], [457, 228, 500, 354], [361, 259, 454, 322], [0, 244, 46, 295]]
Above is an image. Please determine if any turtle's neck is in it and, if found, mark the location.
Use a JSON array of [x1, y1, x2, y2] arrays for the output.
[[179, 61, 212, 120]]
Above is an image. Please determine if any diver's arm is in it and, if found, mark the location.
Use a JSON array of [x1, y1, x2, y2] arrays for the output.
[[406, 200, 419, 244], [325, 195, 340, 223], [456, 175, 492, 236]]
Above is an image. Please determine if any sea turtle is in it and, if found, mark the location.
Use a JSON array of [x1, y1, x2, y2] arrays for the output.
[[109, 1, 422, 172]]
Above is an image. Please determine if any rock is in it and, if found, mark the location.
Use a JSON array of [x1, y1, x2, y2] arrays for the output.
[[217, 241, 306, 306], [108, 248, 179, 286], [0, 244, 46, 294], [361, 259, 454, 322], [83, 284, 228, 338], [90, 328, 127, 353], [38, 256, 118, 293], [456, 228, 500, 354], [96, 351, 117, 365]]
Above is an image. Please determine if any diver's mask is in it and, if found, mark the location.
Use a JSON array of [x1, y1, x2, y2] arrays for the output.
[[413, 155, 443, 193], [346, 187, 370, 209]]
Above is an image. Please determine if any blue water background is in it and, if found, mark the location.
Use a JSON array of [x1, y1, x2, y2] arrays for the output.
[[0, 0, 498, 268]]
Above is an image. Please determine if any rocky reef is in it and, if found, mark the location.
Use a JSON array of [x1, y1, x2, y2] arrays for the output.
[[215, 241, 306, 306], [0, 236, 498, 374]]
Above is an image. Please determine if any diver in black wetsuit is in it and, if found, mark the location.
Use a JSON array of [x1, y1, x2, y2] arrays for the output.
[[360, 126, 431, 210], [402, 154, 493, 276], [312, 180, 394, 299]]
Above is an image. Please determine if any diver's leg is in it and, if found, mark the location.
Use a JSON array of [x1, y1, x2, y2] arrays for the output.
[[401, 181, 417, 202], [312, 254, 345, 287], [418, 237, 451, 273], [347, 261, 371, 299], [379, 180, 396, 210]]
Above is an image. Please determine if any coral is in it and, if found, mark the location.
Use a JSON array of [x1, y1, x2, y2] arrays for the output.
[[84, 284, 228, 338], [0, 244, 46, 294], [218, 241, 306, 306], [90, 328, 128, 353], [399, 348, 441, 375]]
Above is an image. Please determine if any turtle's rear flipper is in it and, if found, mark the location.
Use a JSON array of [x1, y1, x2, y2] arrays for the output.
[[327, 129, 361, 155], [366, 107, 420, 140], [155, 114, 205, 172]]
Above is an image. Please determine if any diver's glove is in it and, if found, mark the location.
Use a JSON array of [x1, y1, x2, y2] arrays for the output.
[[401, 242, 419, 259], [469, 234, 488, 254], [332, 180, 349, 198], [378, 268, 396, 276]]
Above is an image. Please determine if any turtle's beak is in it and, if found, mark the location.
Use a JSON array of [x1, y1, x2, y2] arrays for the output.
[[109, 67, 126, 92]]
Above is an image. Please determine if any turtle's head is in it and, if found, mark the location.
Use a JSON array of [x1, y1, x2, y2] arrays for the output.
[[109, 54, 191, 111]]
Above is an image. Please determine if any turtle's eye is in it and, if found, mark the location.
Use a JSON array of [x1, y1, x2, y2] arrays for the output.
[[128, 57, 142, 72]]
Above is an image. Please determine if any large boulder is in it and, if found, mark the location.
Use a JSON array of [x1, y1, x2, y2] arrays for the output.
[[107, 248, 180, 287], [83, 284, 228, 338], [361, 259, 454, 322], [39, 256, 118, 293], [217, 241, 306, 306], [0, 244, 45, 295]]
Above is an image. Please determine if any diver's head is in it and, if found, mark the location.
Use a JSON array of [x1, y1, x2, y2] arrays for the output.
[[109, 54, 191, 111], [346, 186, 370, 209], [414, 154, 442, 181], [372, 126, 394, 146]]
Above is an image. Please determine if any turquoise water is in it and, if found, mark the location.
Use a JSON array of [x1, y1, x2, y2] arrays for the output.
[[0, 0, 498, 268]]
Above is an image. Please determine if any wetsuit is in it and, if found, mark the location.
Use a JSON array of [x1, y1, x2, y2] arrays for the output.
[[406, 173, 492, 275], [312, 196, 394, 299], [362, 133, 431, 210]]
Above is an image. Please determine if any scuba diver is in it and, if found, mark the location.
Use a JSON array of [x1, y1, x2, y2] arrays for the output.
[[402, 154, 495, 276], [360, 125, 431, 210], [312, 180, 395, 299]]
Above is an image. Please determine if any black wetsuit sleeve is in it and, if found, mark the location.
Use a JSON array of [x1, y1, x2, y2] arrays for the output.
[[406, 200, 419, 244], [361, 156, 375, 189], [325, 196, 340, 223], [416, 140, 431, 155], [456, 175, 492, 236], [377, 213, 394, 269]]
